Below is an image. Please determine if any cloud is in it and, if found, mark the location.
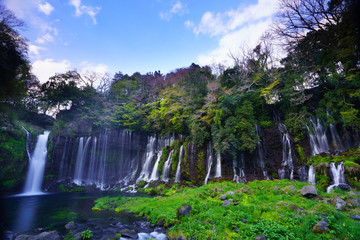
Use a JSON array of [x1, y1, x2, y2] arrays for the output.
[[188, 0, 279, 67], [36, 33, 54, 44], [69, 0, 101, 24], [38, 2, 54, 15], [29, 45, 45, 55], [160, 1, 188, 21], [32, 59, 71, 83], [79, 61, 108, 74]]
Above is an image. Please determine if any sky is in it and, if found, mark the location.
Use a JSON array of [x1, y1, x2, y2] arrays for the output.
[[3, 0, 280, 83]]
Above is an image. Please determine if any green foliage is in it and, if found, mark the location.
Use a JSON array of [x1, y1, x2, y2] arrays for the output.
[[51, 209, 77, 221], [158, 147, 169, 177], [197, 152, 206, 181], [113, 103, 142, 131], [64, 231, 75, 240], [137, 180, 147, 189], [58, 183, 86, 192], [81, 229, 93, 240]]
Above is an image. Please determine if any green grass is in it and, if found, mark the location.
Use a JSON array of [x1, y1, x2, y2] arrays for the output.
[[93, 180, 360, 239]]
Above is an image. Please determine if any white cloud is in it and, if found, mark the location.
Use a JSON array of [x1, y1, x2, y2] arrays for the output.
[[32, 59, 71, 83], [38, 2, 54, 15], [79, 61, 108, 74], [29, 45, 45, 55], [36, 33, 54, 44], [160, 1, 188, 21], [189, 0, 279, 67], [69, 0, 101, 24]]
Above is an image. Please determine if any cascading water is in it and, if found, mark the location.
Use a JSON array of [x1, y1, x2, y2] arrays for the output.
[[149, 152, 162, 181], [308, 165, 316, 184], [214, 153, 222, 178], [20, 130, 50, 196], [255, 125, 269, 179], [137, 136, 157, 181], [162, 150, 174, 181], [278, 123, 294, 180], [329, 123, 344, 152], [73, 137, 91, 185], [307, 117, 330, 155], [175, 145, 184, 183], [327, 162, 348, 193], [86, 137, 97, 184], [204, 142, 214, 185]]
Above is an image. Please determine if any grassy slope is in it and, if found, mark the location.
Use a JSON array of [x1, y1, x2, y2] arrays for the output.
[[94, 180, 360, 240]]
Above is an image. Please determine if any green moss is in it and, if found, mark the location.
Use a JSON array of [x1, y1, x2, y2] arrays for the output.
[[296, 145, 307, 162], [158, 147, 169, 177], [197, 151, 206, 182], [137, 180, 147, 189], [58, 183, 86, 192]]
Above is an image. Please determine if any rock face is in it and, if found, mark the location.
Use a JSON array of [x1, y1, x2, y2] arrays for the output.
[[300, 185, 318, 198], [312, 221, 329, 234], [334, 197, 347, 211], [349, 214, 360, 220], [351, 198, 360, 207], [177, 204, 192, 218]]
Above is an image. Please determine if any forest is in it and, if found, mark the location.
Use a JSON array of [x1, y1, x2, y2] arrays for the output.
[[1, 0, 360, 239]]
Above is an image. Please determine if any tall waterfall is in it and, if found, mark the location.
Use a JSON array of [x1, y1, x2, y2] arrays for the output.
[[73, 137, 91, 185], [204, 142, 213, 185], [278, 123, 294, 180], [175, 145, 184, 183], [327, 162, 347, 193], [21, 130, 50, 196], [308, 165, 316, 184], [150, 152, 162, 181], [86, 137, 97, 184], [162, 150, 174, 181], [214, 153, 222, 178], [329, 123, 344, 152], [307, 118, 330, 155]]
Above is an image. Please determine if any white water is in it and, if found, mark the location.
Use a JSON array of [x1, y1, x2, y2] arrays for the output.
[[20, 131, 50, 196], [86, 137, 97, 184], [149, 152, 162, 181], [278, 123, 294, 180], [162, 150, 174, 181], [308, 118, 330, 155], [204, 142, 213, 185], [175, 145, 184, 183], [73, 137, 91, 185], [327, 162, 346, 193], [308, 165, 316, 184], [214, 153, 222, 178], [137, 136, 156, 181], [329, 123, 344, 151]]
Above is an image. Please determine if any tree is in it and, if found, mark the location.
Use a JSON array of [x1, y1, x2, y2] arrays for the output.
[[0, 4, 34, 103]]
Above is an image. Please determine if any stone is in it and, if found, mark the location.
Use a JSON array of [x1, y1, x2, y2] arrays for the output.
[[226, 191, 235, 196], [334, 197, 347, 211], [219, 195, 227, 200], [255, 235, 267, 240], [119, 229, 138, 240], [242, 187, 249, 193], [222, 200, 231, 207], [300, 185, 318, 198], [233, 227, 239, 233], [15, 231, 60, 240], [157, 218, 165, 227], [351, 198, 360, 207], [273, 186, 280, 191], [228, 199, 234, 202], [234, 202, 240, 206], [337, 183, 351, 191], [312, 221, 329, 234], [177, 204, 192, 218], [241, 218, 247, 223], [349, 214, 360, 220], [65, 221, 76, 230], [317, 214, 328, 222]]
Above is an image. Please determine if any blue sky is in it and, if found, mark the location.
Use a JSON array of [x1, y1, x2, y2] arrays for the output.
[[4, 0, 279, 83]]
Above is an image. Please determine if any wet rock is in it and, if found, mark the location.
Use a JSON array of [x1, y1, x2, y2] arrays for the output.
[[157, 218, 165, 227], [119, 229, 138, 240], [273, 186, 280, 191], [219, 195, 227, 200], [334, 197, 347, 211], [351, 198, 360, 207], [177, 204, 192, 218], [337, 183, 351, 191], [300, 185, 318, 198], [349, 214, 360, 220], [222, 200, 231, 207], [312, 221, 329, 234], [15, 231, 60, 240], [65, 221, 76, 230], [255, 235, 267, 240]]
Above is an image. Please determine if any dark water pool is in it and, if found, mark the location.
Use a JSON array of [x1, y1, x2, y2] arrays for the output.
[[1, 192, 143, 235]]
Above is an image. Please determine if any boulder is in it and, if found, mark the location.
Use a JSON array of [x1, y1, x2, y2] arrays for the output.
[[226, 191, 235, 196], [15, 231, 60, 240], [273, 186, 280, 191], [222, 200, 231, 207], [351, 198, 360, 207], [65, 221, 76, 230], [255, 235, 267, 240], [219, 195, 227, 200], [177, 204, 192, 218], [334, 197, 347, 211], [312, 221, 329, 234], [349, 214, 360, 220], [300, 185, 318, 198], [119, 229, 137, 240]]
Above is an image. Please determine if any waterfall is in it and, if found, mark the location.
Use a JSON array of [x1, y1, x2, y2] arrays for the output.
[[215, 153, 222, 178], [137, 136, 156, 181], [73, 137, 91, 185], [175, 145, 184, 183], [162, 150, 174, 181], [97, 132, 108, 189], [297, 166, 308, 182], [22, 127, 31, 160], [327, 162, 347, 193], [21, 131, 50, 196], [86, 137, 97, 184], [149, 152, 162, 181], [329, 123, 344, 151], [204, 142, 214, 185], [308, 165, 316, 184], [255, 125, 265, 168], [307, 117, 330, 155], [278, 123, 294, 180]]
